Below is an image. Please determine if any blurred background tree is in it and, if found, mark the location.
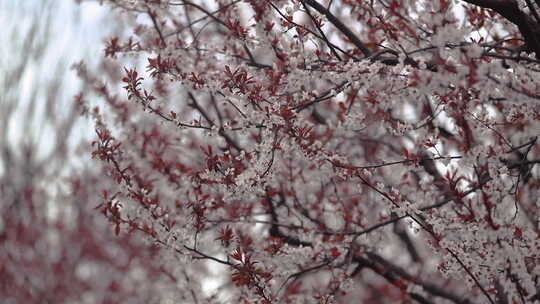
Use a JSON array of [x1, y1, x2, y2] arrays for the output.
[[0, 1, 182, 302]]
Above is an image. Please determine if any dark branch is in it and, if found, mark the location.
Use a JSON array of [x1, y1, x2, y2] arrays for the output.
[[303, 0, 372, 57], [462, 0, 540, 54]]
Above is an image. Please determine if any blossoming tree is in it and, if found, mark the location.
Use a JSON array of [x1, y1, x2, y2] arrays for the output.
[[77, 0, 540, 302]]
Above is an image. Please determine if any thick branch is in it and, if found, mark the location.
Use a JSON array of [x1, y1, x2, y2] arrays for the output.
[[462, 0, 540, 54], [352, 253, 475, 304], [303, 0, 372, 57]]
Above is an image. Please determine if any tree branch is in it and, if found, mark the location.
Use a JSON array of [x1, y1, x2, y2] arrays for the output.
[[303, 0, 372, 57], [462, 0, 540, 54]]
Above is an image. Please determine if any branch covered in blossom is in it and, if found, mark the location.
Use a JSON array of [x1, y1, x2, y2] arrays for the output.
[[74, 0, 540, 303]]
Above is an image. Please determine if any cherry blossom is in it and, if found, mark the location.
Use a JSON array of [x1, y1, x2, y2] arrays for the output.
[[75, 0, 540, 303]]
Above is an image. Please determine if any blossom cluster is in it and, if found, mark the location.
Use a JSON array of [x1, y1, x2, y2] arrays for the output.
[[78, 0, 540, 303]]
